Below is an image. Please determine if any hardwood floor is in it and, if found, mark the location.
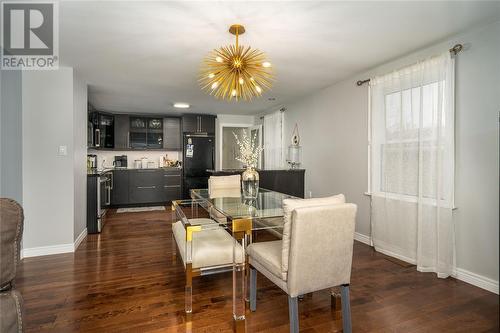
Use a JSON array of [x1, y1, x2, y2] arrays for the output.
[[17, 208, 499, 332]]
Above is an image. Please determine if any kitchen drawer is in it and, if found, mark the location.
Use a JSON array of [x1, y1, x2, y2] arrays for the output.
[[129, 185, 163, 204], [129, 169, 163, 187], [163, 169, 181, 175], [161, 185, 182, 202], [163, 173, 181, 186]]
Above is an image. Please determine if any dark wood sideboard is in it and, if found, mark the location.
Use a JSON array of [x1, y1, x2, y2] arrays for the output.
[[207, 169, 305, 198]]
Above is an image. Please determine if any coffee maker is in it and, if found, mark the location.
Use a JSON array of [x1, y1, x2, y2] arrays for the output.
[[113, 155, 128, 168], [87, 154, 97, 170]]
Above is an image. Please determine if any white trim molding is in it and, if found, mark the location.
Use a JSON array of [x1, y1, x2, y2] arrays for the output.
[[354, 232, 372, 246], [22, 228, 88, 258], [22, 243, 74, 258], [74, 228, 88, 251], [454, 268, 499, 295], [354, 231, 499, 295]]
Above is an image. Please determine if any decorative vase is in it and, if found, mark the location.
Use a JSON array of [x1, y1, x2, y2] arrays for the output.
[[242, 167, 259, 199]]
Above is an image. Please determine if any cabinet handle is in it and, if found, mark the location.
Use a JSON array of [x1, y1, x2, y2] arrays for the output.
[[106, 184, 111, 205], [164, 185, 180, 188], [137, 186, 156, 189], [164, 174, 180, 177], [127, 131, 130, 148], [95, 128, 100, 147]]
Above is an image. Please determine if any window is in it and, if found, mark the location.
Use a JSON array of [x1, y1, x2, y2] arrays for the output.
[[380, 82, 449, 200], [263, 110, 284, 169], [369, 53, 455, 207]]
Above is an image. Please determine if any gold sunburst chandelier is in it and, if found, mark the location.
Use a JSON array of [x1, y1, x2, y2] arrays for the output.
[[199, 24, 273, 102]]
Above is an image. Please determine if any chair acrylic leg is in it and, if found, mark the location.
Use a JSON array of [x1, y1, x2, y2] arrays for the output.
[[340, 284, 352, 333], [288, 296, 299, 333], [171, 233, 177, 263], [185, 264, 193, 314], [250, 267, 257, 312]]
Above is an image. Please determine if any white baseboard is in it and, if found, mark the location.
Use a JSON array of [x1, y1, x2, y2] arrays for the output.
[[22, 228, 88, 258], [354, 232, 372, 246], [454, 268, 499, 295], [22, 243, 74, 258], [73, 228, 87, 251], [353, 231, 499, 295]]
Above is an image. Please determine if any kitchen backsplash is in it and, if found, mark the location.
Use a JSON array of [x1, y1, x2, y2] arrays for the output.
[[88, 150, 181, 169]]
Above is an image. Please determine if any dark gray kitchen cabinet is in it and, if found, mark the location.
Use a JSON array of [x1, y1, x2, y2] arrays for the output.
[[182, 115, 198, 133], [200, 115, 216, 134], [129, 186, 162, 204], [129, 169, 164, 204], [182, 115, 216, 134], [129, 169, 163, 186], [161, 169, 182, 202], [129, 117, 148, 149], [109, 168, 182, 206], [163, 117, 181, 150], [111, 170, 129, 205], [114, 114, 130, 149]]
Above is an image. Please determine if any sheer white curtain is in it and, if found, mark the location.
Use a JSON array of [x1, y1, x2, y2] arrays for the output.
[[263, 111, 284, 169], [370, 52, 455, 278]]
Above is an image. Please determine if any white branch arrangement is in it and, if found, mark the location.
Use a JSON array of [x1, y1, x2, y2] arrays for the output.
[[233, 130, 263, 168]]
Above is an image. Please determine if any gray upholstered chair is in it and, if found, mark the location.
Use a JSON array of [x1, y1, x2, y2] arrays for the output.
[[208, 175, 241, 223], [171, 200, 244, 314], [0, 198, 25, 333], [208, 174, 241, 195], [247, 194, 357, 333]]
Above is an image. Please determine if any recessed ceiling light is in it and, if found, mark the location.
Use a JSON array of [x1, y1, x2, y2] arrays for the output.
[[173, 103, 190, 109]]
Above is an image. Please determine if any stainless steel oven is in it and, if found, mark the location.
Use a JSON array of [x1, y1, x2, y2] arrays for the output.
[[97, 172, 112, 232]]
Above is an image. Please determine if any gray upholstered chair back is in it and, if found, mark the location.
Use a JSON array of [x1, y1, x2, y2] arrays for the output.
[[208, 175, 241, 198], [281, 194, 346, 280], [0, 198, 24, 290], [286, 203, 357, 297]]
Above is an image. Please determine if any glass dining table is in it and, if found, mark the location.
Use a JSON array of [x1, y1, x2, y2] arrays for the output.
[[172, 188, 296, 332]]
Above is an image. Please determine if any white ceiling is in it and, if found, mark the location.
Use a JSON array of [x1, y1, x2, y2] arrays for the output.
[[60, 1, 500, 115]]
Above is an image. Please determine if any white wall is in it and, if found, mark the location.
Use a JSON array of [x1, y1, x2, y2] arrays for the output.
[[0, 70, 23, 203], [22, 68, 75, 249], [215, 114, 255, 170], [73, 72, 88, 241], [265, 21, 500, 287], [21, 67, 88, 254]]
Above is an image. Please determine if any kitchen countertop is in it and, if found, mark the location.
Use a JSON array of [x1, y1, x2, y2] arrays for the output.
[[207, 168, 305, 173], [87, 166, 182, 176]]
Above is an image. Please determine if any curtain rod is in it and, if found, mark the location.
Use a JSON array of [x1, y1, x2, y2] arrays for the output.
[[259, 107, 286, 119], [356, 43, 463, 86]]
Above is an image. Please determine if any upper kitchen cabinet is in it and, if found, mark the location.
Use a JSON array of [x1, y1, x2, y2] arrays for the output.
[[129, 116, 164, 149], [88, 112, 114, 149], [88, 111, 182, 151], [147, 118, 164, 149], [182, 115, 216, 134], [163, 117, 181, 150], [114, 114, 130, 149], [129, 116, 148, 149], [181, 115, 197, 133], [200, 115, 216, 134]]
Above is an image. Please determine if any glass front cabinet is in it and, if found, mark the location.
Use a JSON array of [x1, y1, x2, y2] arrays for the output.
[[129, 117, 163, 149]]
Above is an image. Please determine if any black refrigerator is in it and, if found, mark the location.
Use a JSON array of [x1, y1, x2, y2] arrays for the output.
[[182, 134, 215, 198]]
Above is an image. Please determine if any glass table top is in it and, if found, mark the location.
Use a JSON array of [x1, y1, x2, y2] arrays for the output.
[[190, 188, 296, 220]]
